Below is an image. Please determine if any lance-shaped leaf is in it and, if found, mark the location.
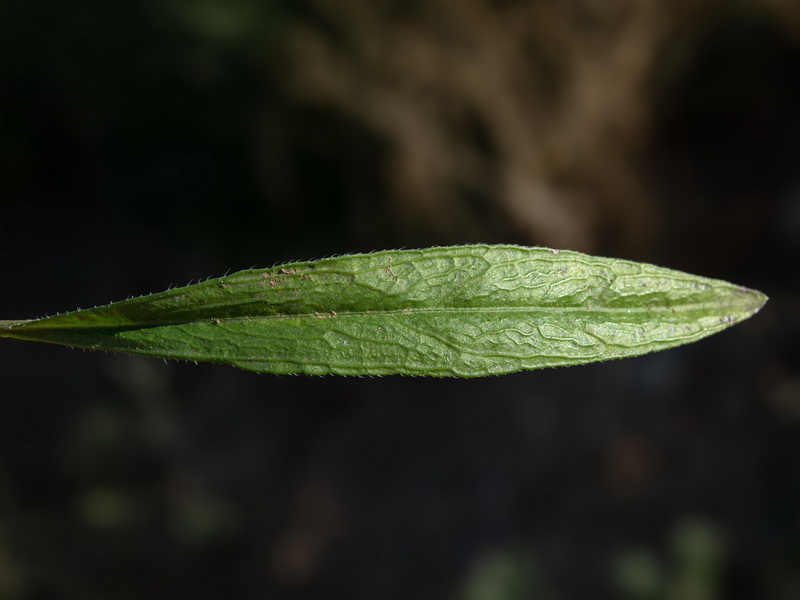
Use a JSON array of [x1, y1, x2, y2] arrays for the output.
[[0, 245, 766, 377]]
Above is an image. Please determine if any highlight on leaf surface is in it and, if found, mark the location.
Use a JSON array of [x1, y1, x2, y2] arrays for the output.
[[0, 245, 767, 377]]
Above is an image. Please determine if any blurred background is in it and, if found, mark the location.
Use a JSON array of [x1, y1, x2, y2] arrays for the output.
[[0, 0, 798, 598]]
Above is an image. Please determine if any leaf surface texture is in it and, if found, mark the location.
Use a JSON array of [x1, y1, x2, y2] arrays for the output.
[[0, 245, 767, 376]]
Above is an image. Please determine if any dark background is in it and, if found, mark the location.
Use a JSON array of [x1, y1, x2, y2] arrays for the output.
[[1, 1, 798, 598]]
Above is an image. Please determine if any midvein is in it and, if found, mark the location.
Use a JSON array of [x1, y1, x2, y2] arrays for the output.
[[6, 301, 737, 332]]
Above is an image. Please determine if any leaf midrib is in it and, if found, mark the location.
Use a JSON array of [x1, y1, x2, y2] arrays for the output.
[[3, 301, 740, 333]]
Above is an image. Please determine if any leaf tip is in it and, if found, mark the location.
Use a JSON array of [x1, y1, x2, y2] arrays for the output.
[[0, 320, 31, 333], [743, 286, 768, 315], [724, 286, 768, 326]]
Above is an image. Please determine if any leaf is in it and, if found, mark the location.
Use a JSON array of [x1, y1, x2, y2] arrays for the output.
[[0, 245, 767, 377]]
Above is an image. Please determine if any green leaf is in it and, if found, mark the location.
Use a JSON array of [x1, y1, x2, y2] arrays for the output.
[[0, 245, 767, 377]]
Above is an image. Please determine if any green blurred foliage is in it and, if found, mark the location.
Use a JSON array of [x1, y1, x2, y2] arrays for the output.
[[615, 519, 727, 600], [464, 548, 550, 600]]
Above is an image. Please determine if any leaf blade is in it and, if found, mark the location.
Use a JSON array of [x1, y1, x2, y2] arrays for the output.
[[0, 245, 767, 376]]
